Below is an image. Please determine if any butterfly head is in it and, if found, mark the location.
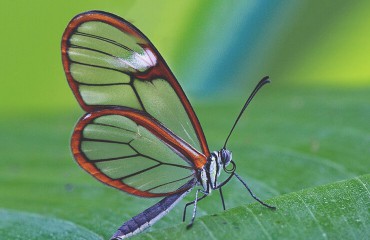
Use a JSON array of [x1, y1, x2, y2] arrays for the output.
[[220, 148, 232, 167]]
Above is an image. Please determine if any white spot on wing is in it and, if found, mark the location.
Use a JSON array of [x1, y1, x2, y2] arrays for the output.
[[145, 48, 157, 66], [116, 48, 157, 72]]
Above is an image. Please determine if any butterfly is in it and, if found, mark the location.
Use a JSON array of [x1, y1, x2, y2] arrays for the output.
[[61, 10, 275, 240]]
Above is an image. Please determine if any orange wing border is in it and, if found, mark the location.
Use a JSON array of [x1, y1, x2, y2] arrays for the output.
[[62, 11, 210, 156], [72, 108, 207, 198]]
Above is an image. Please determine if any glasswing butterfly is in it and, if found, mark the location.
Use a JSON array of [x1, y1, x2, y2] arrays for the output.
[[62, 11, 275, 240]]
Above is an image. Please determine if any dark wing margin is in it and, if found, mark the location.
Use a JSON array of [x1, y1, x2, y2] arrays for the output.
[[72, 108, 206, 197], [62, 11, 210, 157]]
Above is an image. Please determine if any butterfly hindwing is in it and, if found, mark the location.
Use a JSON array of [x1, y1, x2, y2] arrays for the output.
[[72, 108, 206, 197], [62, 11, 210, 157]]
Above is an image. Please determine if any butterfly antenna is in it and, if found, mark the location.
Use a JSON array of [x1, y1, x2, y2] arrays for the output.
[[223, 76, 271, 149]]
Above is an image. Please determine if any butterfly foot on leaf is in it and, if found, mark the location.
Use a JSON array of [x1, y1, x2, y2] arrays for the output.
[[186, 222, 194, 230]]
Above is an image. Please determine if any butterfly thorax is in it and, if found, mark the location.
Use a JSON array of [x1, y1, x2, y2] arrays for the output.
[[198, 149, 233, 193]]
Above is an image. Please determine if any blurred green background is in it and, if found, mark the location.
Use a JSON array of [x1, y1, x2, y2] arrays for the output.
[[1, 0, 369, 239], [1, 0, 370, 113]]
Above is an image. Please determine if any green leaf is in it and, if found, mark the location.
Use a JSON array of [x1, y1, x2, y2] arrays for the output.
[[136, 174, 370, 240], [0, 209, 103, 240], [0, 86, 369, 239]]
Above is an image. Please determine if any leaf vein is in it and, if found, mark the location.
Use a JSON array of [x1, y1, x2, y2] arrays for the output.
[[244, 206, 272, 240], [199, 219, 217, 240], [295, 193, 328, 240]]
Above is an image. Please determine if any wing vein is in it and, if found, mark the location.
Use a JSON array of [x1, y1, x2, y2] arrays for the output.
[[144, 173, 195, 192], [118, 163, 162, 180], [75, 31, 152, 66], [70, 44, 118, 58], [139, 153, 193, 170], [131, 79, 146, 111], [91, 122, 137, 134], [82, 138, 129, 145], [69, 60, 131, 75], [75, 31, 134, 53], [78, 82, 129, 86], [85, 154, 141, 163]]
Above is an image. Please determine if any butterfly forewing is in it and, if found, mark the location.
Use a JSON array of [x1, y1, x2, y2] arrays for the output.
[[62, 11, 209, 156]]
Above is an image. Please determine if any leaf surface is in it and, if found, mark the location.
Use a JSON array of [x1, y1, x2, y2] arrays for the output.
[[136, 174, 370, 240]]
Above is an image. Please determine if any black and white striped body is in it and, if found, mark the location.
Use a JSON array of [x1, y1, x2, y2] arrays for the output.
[[111, 179, 196, 240], [199, 149, 233, 194], [111, 149, 233, 240]]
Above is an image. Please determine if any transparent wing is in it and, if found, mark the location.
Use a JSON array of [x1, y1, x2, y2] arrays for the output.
[[72, 108, 206, 197], [62, 11, 209, 157]]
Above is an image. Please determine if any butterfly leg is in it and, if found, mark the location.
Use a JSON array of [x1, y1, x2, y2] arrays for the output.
[[185, 189, 208, 229], [234, 172, 276, 209], [182, 189, 208, 228], [219, 187, 226, 211]]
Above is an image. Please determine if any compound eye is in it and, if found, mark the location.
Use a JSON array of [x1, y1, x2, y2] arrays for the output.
[[220, 149, 226, 161], [220, 149, 231, 165], [224, 155, 231, 165]]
